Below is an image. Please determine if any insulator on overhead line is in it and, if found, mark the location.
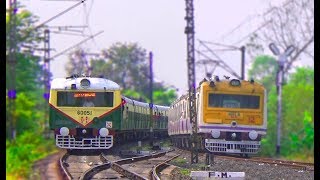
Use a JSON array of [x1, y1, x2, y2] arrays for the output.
[[224, 75, 230, 80]]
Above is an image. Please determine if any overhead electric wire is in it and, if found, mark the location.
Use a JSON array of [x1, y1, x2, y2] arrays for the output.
[[83, 0, 100, 49], [232, 20, 272, 45], [35, 0, 86, 30], [51, 30, 104, 60], [50, 30, 91, 37]]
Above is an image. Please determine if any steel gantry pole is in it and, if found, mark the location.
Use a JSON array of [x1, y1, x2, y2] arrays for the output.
[[240, 46, 245, 80], [185, 0, 199, 164], [269, 43, 295, 156], [43, 29, 51, 138], [7, 0, 18, 140], [149, 51, 154, 146]]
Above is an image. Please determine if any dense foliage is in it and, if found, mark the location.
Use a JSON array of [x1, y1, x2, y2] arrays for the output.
[[66, 43, 178, 106], [248, 55, 278, 92], [249, 55, 314, 161], [7, 2, 313, 179], [6, 132, 57, 178], [6, 4, 56, 179]]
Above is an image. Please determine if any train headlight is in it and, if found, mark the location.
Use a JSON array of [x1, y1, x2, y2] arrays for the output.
[[230, 79, 241, 86], [80, 78, 90, 89], [99, 128, 109, 137], [249, 130, 258, 140], [211, 130, 220, 138], [60, 127, 69, 136]]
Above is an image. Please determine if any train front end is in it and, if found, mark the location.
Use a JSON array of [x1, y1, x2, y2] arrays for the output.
[[199, 78, 267, 155], [49, 77, 122, 150]]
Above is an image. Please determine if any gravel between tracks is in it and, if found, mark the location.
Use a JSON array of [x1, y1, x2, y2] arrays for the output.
[[168, 151, 314, 180], [31, 150, 66, 180], [32, 146, 314, 180]]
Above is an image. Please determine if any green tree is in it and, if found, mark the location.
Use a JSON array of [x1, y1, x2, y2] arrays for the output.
[[248, 55, 278, 92], [281, 67, 314, 157], [68, 42, 178, 106], [6, 4, 45, 138], [65, 48, 92, 75], [245, 0, 313, 73], [153, 87, 177, 106], [6, 4, 60, 179], [260, 67, 314, 161]]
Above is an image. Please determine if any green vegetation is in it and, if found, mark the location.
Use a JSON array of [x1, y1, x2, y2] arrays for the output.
[[6, 1, 313, 179], [66, 43, 178, 106], [161, 139, 173, 147], [249, 56, 314, 162], [6, 132, 58, 178], [179, 168, 191, 176], [6, 3, 57, 179], [6, 3, 177, 178], [172, 157, 188, 166]]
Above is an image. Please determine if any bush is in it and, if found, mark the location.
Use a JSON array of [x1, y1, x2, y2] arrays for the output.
[[6, 131, 57, 178]]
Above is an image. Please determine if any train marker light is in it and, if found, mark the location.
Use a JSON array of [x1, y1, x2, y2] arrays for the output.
[[71, 84, 77, 89], [231, 133, 237, 139], [209, 81, 215, 87]]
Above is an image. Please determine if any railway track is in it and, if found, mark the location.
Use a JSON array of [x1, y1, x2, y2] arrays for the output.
[[59, 151, 109, 179], [59, 149, 180, 179], [174, 147, 314, 172], [208, 154, 314, 171]]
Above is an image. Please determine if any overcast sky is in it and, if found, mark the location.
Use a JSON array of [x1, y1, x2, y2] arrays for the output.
[[20, 0, 289, 95]]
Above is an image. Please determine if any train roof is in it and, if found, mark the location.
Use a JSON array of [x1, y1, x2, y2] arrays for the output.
[[170, 77, 265, 106], [50, 77, 121, 90], [122, 96, 169, 111]]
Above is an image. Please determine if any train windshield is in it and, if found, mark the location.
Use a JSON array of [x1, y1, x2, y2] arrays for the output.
[[208, 93, 260, 109], [57, 92, 114, 107]]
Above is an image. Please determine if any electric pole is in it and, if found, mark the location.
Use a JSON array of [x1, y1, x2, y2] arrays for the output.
[[149, 51, 154, 146], [185, 0, 199, 164], [240, 46, 245, 80], [196, 40, 244, 80], [43, 29, 51, 138], [269, 43, 295, 156], [7, 0, 17, 140]]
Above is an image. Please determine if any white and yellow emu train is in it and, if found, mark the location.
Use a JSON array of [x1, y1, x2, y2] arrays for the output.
[[168, 77, 267, 155]]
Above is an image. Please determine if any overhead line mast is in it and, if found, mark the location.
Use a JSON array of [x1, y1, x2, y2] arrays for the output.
[[185, 0, 199, 164], [7, 0, 18, 140]]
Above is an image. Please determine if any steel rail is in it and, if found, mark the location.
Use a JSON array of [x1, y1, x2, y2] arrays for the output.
[[79, 150, 173, 179], [150, 153, 181, 180], [59, 152, 73, 180]]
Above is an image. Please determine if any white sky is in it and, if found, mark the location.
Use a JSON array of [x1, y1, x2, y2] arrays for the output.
[[18, 0, 295, 95]]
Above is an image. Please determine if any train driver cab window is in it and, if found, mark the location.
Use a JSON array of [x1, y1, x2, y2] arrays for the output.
[[57, 92, 114, 107], [208, 93, 260, 109], [83, 96, 95, 107]]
